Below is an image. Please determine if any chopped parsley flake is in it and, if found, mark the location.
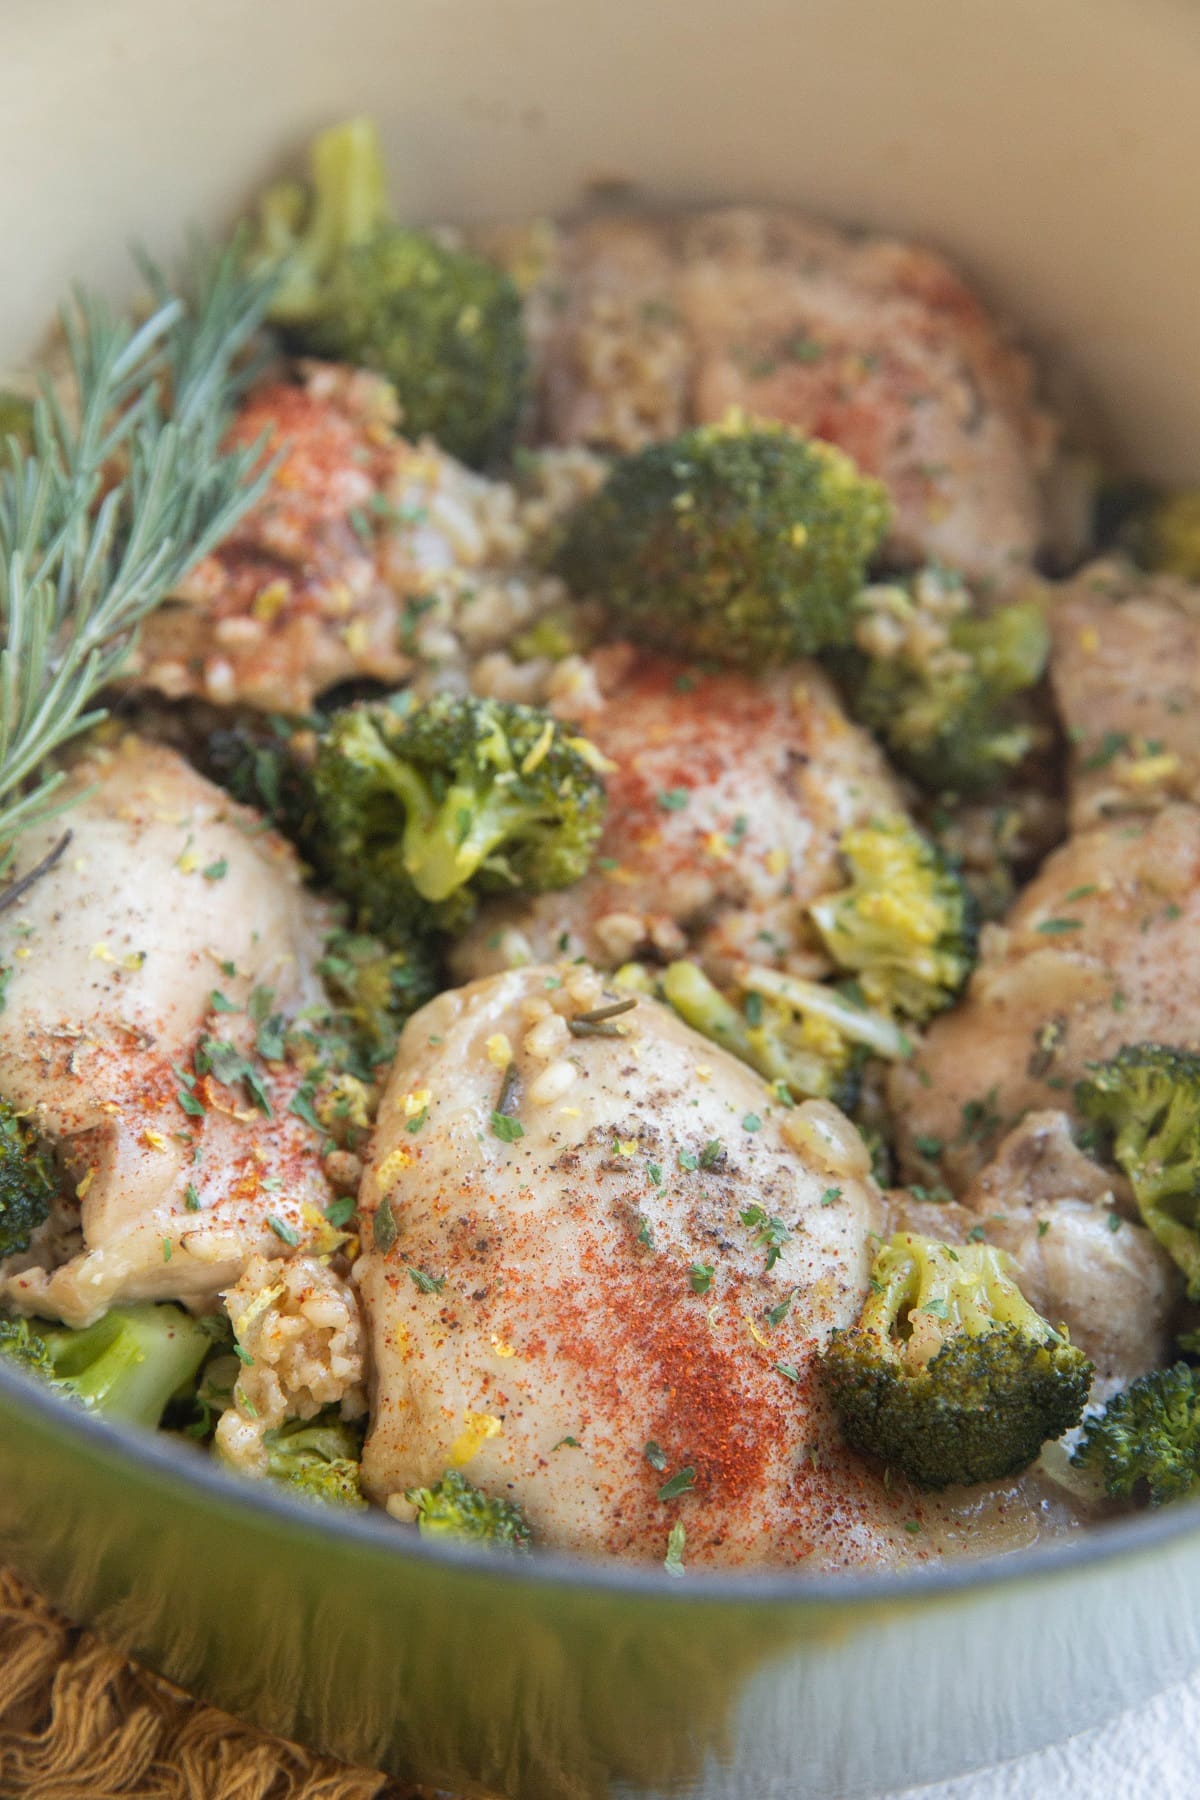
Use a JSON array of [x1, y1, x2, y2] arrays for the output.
[[325, 1197, 356, 1228], [267, 1215, 300, 1247], [1081, 730, 1128, 771], [202, 858, 228, 882], [407, 1266, 446, 1294], [699, 1138, 725, 1169], [688, 1262, 714, 1296], [819, 1186, 842, 1207], [644, 1441, 668, 1471], [774, 1361, 800, 1383], [372, 1202, 398, 1253], [490, 1111, 524, 1143], [1036, 917, 1082, 935], [657, 1466, 696, 1501], [739, 1203, 791, 1270], [289, 1085, 322, 1132], [677, 1150, 699, 1173], [405, 1107, 429, 1134], [742, 1112, 762, 1133], [552, 1436, 581, 1451], [657, 788, 690, 812], [647, 1161, 663, 1187], [209, 989, 236, 1013], [184, 1183, 201, 1212], [764, 1290, 794, 1328]]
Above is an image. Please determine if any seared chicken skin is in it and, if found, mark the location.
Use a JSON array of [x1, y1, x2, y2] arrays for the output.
[[0, 739, 335, 1325], [482, 208, 1059, 580], [451, 652, 904, 985], [356, 965, 1080, 1569], [1049, 559, 1200, 828], [891, 803, 1200, 1191]]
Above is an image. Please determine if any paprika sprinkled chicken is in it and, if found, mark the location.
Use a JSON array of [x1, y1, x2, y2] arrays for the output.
[[354, 964, 1081, 1567], [891, 804, 1200, 1192], [1049, 559, 1200, 828], [0, 739, 337, 1326]]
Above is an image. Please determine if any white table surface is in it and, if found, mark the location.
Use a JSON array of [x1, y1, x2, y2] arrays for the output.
[[895, 1663, 1200, 1799]]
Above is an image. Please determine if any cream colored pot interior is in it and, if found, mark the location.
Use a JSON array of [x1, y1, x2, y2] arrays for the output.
[[4, 0, 1198, 479]]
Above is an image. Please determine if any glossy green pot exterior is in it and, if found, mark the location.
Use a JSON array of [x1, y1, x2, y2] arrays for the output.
[[6, 2, 1200, 1793], [2, 1367, 1200, 1798]]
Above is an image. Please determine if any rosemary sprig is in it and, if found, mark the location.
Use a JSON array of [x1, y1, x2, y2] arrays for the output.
[[0, 239, 275, 871]]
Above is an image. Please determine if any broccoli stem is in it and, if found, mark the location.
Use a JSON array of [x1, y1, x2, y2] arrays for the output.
[[398, 776, 543, 903], [27, 1304, 211, 1428], [268, 118, 390, 324]]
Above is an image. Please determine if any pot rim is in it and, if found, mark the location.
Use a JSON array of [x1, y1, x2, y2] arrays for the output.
[[3, 1358, 1194, 1610]]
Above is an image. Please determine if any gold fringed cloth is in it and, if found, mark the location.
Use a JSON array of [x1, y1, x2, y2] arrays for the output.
[[0, 1569, 429, 1800]]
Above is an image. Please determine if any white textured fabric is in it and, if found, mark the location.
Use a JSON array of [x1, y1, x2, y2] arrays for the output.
[[898, 1664, 1200, 1798]]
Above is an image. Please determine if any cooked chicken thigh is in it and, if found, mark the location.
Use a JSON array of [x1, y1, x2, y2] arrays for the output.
[[1049, 559, 1200, 828], [483, 208, 1059, 580], [450, 653, 904, 985], [890, 804, 1200, 1190], [962, 1113, 1178, 1392], [356, 965, 1080, 1569], [0, 738, 335, 1325]]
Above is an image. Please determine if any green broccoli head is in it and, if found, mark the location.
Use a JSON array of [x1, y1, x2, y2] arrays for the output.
[[839, 577, 1049, 796], [808, 818, 977, 1023], [0, 1304, 212, 1429], [250, 117, 527, 467], [1071, 1362, 1200, 1505], [553, 412, 891, 668], [406, 1467, 532, 1552], [313, 693, 608, 934], [659, 959, 869, 1107], [0, 1100, 55, 1260], [1076, 1044, 1200, 1298], [818, 1232, 1093, 1490], [196, 711, 319, 848], [316, 927, 440, 1069], [263, 1411, 367, 1507], [0, 1315, 57, 1379]]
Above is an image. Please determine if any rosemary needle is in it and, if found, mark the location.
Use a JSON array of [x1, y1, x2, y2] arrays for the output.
[[0, 238, 276, 873]]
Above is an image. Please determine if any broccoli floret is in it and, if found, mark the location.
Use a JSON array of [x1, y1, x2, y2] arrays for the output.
[[196, 711, 319, 847], [250, 117, 526, 467], [1076, 1044, 1200, 1297], [0, 1100, 55, 1259], [315, 928, 439, 1068], [839, 574, 1049, 796], [263, 1411, 367, 1507], [313, 694, 607, 934], [659, 960, 866, 1106], [553, 413, 890, 668], [818, 1232, 1092, 1489], [406, 1467, 532, 1552], [0, 1303, 211, 1429], [1112, 487, 1200, 582], [1071, 1363, 1200, 1504], [808, 818, 976, 1023]]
